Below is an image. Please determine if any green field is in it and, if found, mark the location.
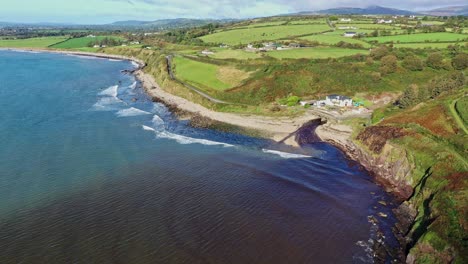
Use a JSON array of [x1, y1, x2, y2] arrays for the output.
[[173, 56, 231, 91], [267, 47, 369, 59], [393, 42, 463, 49], [365, 32, 468, 43], [300, 34, 371, 48], [234, 21, 287, 29], [209, 49, 262, 59], [0, 37, 68, 48], [200, 24, 331, 45], [50, 36, 124, 49], [335, 23, 398, 30]]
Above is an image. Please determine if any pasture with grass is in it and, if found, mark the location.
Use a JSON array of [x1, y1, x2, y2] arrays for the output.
[[200, 24, 331, 45], [0, 37, 68, 48]]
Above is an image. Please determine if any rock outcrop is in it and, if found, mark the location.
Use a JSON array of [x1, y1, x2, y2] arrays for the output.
[[315, 121, 414, 200]]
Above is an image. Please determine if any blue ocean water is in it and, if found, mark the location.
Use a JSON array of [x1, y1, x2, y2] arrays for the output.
[[0, 50, 399, 263]]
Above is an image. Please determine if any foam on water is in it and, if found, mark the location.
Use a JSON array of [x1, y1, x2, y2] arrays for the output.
[[157, 131, 234, 147], [108, 59, 123, 62], [262, 149, 311, 159], [99, 85, 119, 97], [116, 107, 151, 117], [92, 97, 123, 111], [129, 81, 137, 90], [144, 115, 233, 147], [131, 61, 140, 68], [142, 125, 156, 132]]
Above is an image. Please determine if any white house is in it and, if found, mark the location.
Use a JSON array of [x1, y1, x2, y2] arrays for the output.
[[377, 19, 393, 24], [201, 50, 214, 55], [325, 95, 353, 107], [343, 32, 357, 37], [130, 41, 140, 45], [340, 18, 352, 22]]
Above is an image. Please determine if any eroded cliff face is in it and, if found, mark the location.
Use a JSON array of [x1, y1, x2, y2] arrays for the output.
[[316, 122, 414, 200]]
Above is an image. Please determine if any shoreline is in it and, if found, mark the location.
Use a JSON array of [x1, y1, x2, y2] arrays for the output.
[[2, 47, 410, 261], [1, 47, 319, 146]]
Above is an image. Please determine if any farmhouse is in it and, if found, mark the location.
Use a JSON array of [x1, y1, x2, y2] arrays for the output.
[[325, 95, 353, 107], [343, 32, 357, 37], [340, 18, 352, 22], [201, 50, 214, 55], [377, 19, 393, 24]]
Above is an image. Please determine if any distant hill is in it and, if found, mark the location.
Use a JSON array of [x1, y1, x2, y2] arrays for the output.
[[109, 18, 238, 29], [315, 5, 418, 15], [286, 5, 419, 16], [422, 5, 468, 16]]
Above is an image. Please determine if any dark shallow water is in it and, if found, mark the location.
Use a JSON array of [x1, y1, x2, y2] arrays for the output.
[[0, 50, 399, 263]]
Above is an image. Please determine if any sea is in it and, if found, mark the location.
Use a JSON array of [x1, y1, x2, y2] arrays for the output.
[[0, 50, 399, 263]]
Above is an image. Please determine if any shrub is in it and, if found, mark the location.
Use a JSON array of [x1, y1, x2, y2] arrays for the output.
[[371, 72, 382, 82], [403, 55, 424, 71], [366, 57, 374, 66], [278, 95, 301, 106], [426, 52, 445, 69], [451, 53, 468, 70], [380, 55, 398, 75], [370, 46, 390, 60]]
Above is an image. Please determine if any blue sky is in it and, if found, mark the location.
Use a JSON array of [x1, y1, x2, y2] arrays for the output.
[[0, 0, 466, 24]]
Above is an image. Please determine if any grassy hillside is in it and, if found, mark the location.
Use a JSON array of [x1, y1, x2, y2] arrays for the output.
[[266, 47, 369, 59], [51, 36, 124, 49], [200, 24, 331, 45], [365, 32, 468, 43], [0, 37, 68, 48], [173, 56, 250, 92], [299, 34, 371, 48]]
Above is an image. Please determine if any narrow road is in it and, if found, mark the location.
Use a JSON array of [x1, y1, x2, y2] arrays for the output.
[[165, 55, 230, 104]]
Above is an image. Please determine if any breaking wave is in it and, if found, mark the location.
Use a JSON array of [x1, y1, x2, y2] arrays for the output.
[[116, 107, 151, 117], [92, 97, 123, 111], [262, 149, 311, 159], [99, 85, 119, 97], [142, 115, 233, 147]]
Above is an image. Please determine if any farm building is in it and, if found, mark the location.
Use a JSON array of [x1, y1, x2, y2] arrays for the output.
[[340, 18, 352, 22], [343, 32, 357, 37], [201, 50, 215, 55], [325, 95, 353, 107]]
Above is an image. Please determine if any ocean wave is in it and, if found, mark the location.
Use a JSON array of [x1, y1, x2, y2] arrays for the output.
[[142, 121, 233, 147], [116, 107, 151, 117], [262, 149, 311, 159], [108, 59, 123, 62], [131, 61, 140, 68], [99, 85, 119, 97], [92, 97, 123, 111], [157, 131, 234, 147], [129, 81, 137, 90], [142, 125, 156, 132]]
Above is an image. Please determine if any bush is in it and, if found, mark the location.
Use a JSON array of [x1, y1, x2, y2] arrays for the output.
[[366, 57, 374, 66], [403, 55, 424, 71], [452, 53, 468, 70], [426, 52, 445, 70], [371, 72, 382, 82], [278, 95, 301, 106], [370, 46, 390, 60], [380, 55, 398, 75]]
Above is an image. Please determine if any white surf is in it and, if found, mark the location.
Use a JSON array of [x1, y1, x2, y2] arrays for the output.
[[262, 149, 311, 159], [116, 107, 151, 117]]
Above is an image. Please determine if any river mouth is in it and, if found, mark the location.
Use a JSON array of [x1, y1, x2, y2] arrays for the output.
[[0, 50, 400, 263]]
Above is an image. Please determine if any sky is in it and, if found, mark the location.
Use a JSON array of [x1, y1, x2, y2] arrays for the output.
[[0, 0, 466, 24]]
